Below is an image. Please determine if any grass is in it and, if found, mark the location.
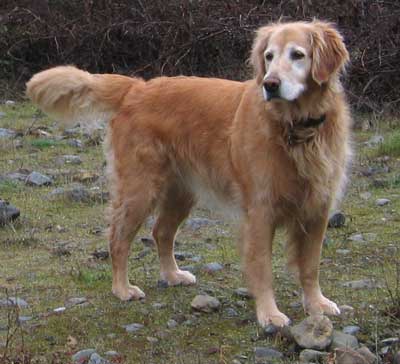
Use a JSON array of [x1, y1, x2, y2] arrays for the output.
[[0, 103, 400, 363]]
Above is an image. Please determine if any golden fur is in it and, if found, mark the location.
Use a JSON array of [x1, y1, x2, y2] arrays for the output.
[[26, 20, 352, 327]]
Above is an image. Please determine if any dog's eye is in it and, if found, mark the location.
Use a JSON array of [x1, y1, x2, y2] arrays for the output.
[[291, 50, 305, 60], [265, 52, 273, 61]]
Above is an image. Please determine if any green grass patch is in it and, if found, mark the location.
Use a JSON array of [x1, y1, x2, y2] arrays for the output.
[[375, 129, 400, 156], [0, 180, 22, 194], [30, 138, 58, 149]]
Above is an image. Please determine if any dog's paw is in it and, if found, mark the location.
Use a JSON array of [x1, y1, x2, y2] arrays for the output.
[[112, 284, 146, 301], [303, 295, 340, 316], [161, 269, 196, 286], [256, 308, 291, 328]]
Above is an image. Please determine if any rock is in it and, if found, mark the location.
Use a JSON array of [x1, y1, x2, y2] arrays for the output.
[[167, 319, 178, 329], [343, 326, 361, 336], [88, 353, 110, 364], [68, 139, 83, 148], [337, 249, 351, 255], [147, 336, 159, 343], [299, 349, 328, 363], [254, 347, 283, 364], [4, 170, 29, 182], [46, 184, 91, 203], [330, 330, 359, 350], [72, 349, 96, 363], [91, 249, 109, 260], [123, 323, 144, 333], [328, 211, 346, 228], [342, 279, 381, 289], [263, 324, 279, 337], [348, 234, 365, 243], [56, 154, 82, 165], [53, 307, 66, 313], [224, 308, 239, 317], [380, 337, 399, 345], [376, 198, 390, 206], [174, 251, 194, 261], [0, 200, 20, 225], [0, 297, 28, 308], [335, 347, 376, 364], [152, 302, 167, 309], [5, 100, 15, 105], [234, 287, 252, 299], [191, 294, 220, 313], [185, 217, 217, 230], [290, 315, 333, 350], [25, 171, 53, 186], [203, 262, 224, 273], [365, 135, 384, 146], [357, 347, 377, 364], [338, 305, 355, 320], [0, 128, 16, 139], [65, 297, 87, 308], [359, 192, 372, 200]]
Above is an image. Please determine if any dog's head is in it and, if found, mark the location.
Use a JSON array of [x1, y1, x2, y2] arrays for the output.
[[250, 21, 349, 102]]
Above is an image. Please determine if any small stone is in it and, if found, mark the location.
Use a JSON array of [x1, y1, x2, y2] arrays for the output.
[[263, 324, 278, 337], [123, 323, 144, 333], [337, 249, 351, 255], [299, 349, 328, 363], [0, 297, 29, 308], [224, 308, 239, 317], [203, 262, 224, 273], [357, 347, 377, 364], [104, 351, 120, 359], [185, 217, 217, 230], [342, 279, 381, 289], [65, 297, 87, 308], [68, 139, 83, 148], [254, 347, 283, 364], [56, 154, 82, 165], [25, 171, 53, 186], [53, 307, 66, 313], [0, 200, 20, 225], [330, 330, 359, 350], [376, 198, 390, 206], [167, 319, 178, 328], [174, 251, 193, 261], [348, 234, 365, 243], [157, 280, 169, 288], [18, 316, 33, 323], [152, 302, 167, 309], [5, 100, 15, 105], [147, 336, 159, 343], [335, 347, 374, 364], [343, 326, 361, 336], [365, 135, 384, 146], [380, 337, 399, 345], [72, 349, 96, 363], [88, 353, 110, 364], [290, 315, 333, 350], [234, 287, 252, 299], [359, 192, 372, 200], [0, 128, 16, 139], [338, 305, 355, 320], [46, 184, 90, 203], [328, 211, 346, 228], [191, 294, 220, 313]]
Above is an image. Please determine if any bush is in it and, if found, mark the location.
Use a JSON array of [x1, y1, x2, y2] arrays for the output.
[[1, 0, 399, 113]]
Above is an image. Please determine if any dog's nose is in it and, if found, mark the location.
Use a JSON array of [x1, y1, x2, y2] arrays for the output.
[[263, 77, 281, 93]]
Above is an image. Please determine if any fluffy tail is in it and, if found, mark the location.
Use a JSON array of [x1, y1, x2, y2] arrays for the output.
[[26, 66, 136, 126]]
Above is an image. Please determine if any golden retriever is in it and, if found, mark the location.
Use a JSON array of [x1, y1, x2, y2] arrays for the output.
[[26, 20, 351, 327]]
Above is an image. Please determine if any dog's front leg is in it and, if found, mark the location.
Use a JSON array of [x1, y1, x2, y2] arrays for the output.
[[242, 208, 290, 327], [287, 211, 340, 317]]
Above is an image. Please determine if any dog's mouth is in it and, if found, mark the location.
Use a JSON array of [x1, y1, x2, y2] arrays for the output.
[[262, 85, 281, 101]]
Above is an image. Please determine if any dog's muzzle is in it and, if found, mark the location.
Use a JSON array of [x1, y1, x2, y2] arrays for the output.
[[263, 77, 281, 101]]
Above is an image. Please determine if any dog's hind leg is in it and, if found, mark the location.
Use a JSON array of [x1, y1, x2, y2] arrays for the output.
[[152, 183, 196, 286], [286, 213, 340, 316]]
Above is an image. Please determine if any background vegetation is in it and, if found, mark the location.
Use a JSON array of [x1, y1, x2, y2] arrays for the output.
[[1, 0, 400, 113]]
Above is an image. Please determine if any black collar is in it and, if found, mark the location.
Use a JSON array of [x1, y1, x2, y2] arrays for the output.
[[287, 114, 326, 146]]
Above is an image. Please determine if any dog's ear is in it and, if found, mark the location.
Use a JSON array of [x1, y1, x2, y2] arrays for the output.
[[250, 25, 275, 85], [310, 22, 350, 85]]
